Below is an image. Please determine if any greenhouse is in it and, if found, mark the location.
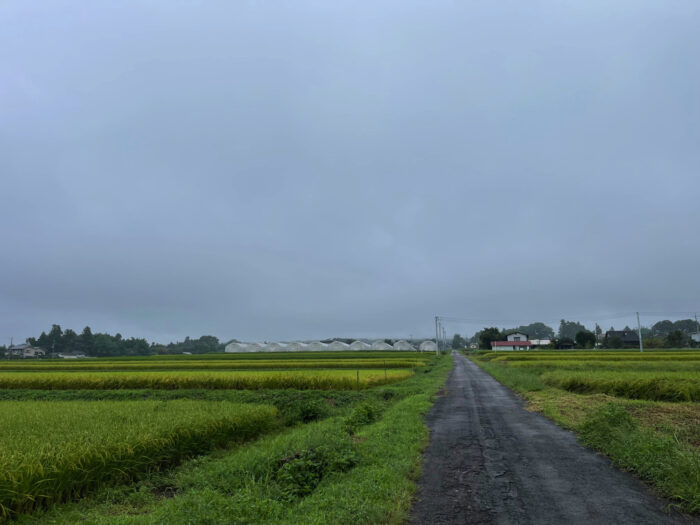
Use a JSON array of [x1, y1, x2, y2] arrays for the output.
[[371, 340, 393, 350], [349, 340, 371, 351], [419, 340, 437, 352], [263, 342, 288, 352], [285, 342, 308, 351], [306, 341, 328, 351], [224, 342, 249, 353], [393, 340, 415, 351], [326, 340, 350, 351]]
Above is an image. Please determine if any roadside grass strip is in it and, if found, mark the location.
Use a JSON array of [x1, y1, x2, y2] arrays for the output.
[[0, 400, 277, 520], [0, 369, 413, 390], [13, 355, 452, 524], [580, 403, 700, 513], [541, 371, 700, 402], [0, 359, 425, 372]]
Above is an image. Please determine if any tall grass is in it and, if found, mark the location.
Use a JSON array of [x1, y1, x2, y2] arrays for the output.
[[0, 401, 277, 520]]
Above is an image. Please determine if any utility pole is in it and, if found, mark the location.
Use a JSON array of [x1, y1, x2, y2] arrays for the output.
[[442, 326, 447, 352], [434, 316, 439, 356], [636, 312, 643, 352]]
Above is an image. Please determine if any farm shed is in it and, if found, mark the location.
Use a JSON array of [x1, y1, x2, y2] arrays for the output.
[[326, 341, 350, 351], [371, 340, 394, 350], [419, 340, 437, 351], [349, 341, 371, 350], [306, 341, 328, 351], [393, 340, 415, 350]]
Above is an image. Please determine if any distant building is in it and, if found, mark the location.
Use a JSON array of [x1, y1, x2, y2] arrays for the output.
[[8, 344, 46, 358], [419, 340, 437, 352], [326, 340, 350, 351], [491, 341, 532, 351], [371, 340, 393, 350], [393, 340, 415, 351], [691, 333, 700, 343], [58, 352, 87, 359], [605, 330, 639, 346], [529, 339, 552, 347], [349, 341, 371, 351]]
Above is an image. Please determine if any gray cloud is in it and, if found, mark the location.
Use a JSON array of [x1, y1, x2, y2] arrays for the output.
[[2, 1, 699, 343]]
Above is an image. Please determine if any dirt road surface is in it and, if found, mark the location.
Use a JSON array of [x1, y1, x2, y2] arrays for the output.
[[410, 352, 697, 524]]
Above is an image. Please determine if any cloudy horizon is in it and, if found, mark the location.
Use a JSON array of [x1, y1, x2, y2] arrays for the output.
[[2, 1, 699, 345]]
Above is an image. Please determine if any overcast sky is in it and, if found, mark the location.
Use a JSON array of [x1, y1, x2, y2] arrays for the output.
[[2, 1, 699, 344]]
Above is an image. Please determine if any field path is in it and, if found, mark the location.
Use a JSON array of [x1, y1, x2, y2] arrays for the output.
[[410, 352, 697, 524]]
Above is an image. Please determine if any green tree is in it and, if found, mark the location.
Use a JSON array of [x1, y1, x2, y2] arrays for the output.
[[558, 319, 587, 340], [478, 327, 502, 350], [515, 322, 554, 340], [575, 330, 596, 349], [451, 334, 465, 349], [48, 324, 64, 353], [665, 330, 687, 348], [652, 320, 674, 335]]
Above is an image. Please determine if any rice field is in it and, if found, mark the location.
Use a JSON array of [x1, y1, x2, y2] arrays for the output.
[[474, 350, 700, 402], [0, 400, 277, 519], [0, 358, 426, 371], [0, 350, 431, 521], [0, 369, 413, 390]]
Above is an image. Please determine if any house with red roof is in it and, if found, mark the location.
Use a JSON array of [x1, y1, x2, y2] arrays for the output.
[[491, 332, 532, 351]]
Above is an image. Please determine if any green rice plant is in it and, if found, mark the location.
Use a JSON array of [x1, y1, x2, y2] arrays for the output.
[[0, 400, 277, 520], [541, 370, 700, 402], [0, 369, 413, 391]]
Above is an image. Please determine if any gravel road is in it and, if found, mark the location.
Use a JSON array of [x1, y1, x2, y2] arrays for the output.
[[410, 352, 698, 524]]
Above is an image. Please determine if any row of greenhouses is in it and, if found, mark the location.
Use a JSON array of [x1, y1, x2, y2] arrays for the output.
[[224, 339, 438, 353]]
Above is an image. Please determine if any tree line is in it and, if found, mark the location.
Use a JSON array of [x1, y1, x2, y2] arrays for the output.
[[2, 325, 225, 357], [450, 318, 700, 350]]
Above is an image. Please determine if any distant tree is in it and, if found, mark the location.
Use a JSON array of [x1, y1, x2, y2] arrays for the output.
[[575, 330, 596, 349], [640, 327, 652, 338], [558, 320, 587, 341], [665, 330, 687, 348], [594, 324, 602, 340], [605, 335, 623, 348], [62, 329, 78, 352], [48, 324, 64, 353], [478, 327, 502, 350], [652, 320, 674, 336], [36, 331, 50, 351], [451, 334, 465, 349], [79, 326, 94, 355], [673, 319, 697, 335], [515, 322, 554, 340]]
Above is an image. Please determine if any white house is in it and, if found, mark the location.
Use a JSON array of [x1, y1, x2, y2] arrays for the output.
[[349, 340, 371, 351], [419, 340, 437, 352], [8, 344, 46, 358], [529, 339, 552, 347], [371, 340, 393, 350], [393, 340, 415, 351], [491, 332, 532, 351]]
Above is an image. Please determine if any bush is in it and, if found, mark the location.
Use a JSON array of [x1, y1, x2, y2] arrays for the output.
[[343, 401, 383, 434]]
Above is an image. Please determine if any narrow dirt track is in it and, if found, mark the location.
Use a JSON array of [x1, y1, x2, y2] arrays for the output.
[[410, 352, 698, 525]]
